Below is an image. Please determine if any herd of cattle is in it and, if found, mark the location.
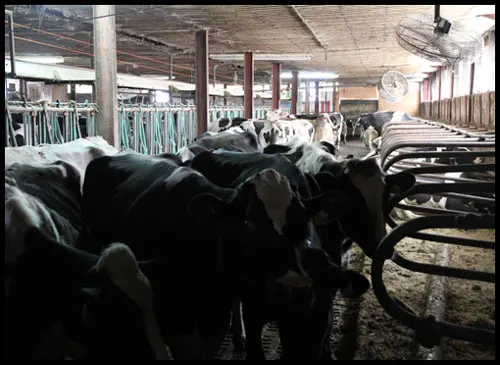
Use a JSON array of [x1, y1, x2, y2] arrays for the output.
[[5, 109, 492, 360]]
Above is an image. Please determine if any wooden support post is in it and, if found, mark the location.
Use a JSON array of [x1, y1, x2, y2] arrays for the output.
[[291, 70, 298, 115], [244, 52, 254, 120], [195, 30, 209, 137], [314, 80, 319, 115], [93, 5, 119, 148], [272, 63, 281, 110]]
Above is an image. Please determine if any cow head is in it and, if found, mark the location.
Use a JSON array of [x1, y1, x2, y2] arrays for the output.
[[317, 158, 415, 258], [187, 168, 350, 285], [81, 244, 170, 360]]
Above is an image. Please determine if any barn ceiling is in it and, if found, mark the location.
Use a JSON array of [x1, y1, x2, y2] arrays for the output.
[[4, 5, 496, 87]]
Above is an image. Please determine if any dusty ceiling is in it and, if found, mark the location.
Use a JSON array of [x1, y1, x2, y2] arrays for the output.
[[4, 5, 496, 87]]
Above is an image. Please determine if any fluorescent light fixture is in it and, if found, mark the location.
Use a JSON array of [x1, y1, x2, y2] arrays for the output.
[[155, 90, 170, 103], [335, 81, 339, 86], [76, 84, 92, 94], [281, 71, 339, 79], [143, 75, 176, 80], [210, 53, 312, 61], [16, 56, 65, 64]]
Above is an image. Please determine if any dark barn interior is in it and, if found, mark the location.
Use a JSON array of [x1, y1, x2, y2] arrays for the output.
[[5, 4, 495, 361]]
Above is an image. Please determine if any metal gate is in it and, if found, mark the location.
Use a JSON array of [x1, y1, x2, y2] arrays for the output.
[[372, 118, 495, 350]]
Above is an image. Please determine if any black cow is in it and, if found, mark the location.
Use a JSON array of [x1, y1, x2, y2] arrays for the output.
[[5, 161, 84, 255], [6, 227, 170, 360], [353, 111, 415, 137], [5, 158, 168, 359], [260, 141, 416, 258], [80, 151, 349, 359], [187, 149, 387, 359]]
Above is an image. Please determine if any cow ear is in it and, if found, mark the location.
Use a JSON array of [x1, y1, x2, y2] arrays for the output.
[[187, 193, 228, 227], [303, 190, 350, 226], [339, 269, 370, 298], [318, 141, 336, 156], [385, 172, 415, 194]]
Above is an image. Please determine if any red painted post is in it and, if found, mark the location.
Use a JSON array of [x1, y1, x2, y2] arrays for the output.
[[291, 70, 298, 115], [195, 30, 209, 136], [272, 63, 281, 110], [437, 66, 442, 119], [244, 52, 254, 120], [468, 62, 475, 124], [450, 65, 454, 123]]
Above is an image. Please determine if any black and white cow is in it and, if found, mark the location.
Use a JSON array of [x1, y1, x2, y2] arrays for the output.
[[209, 116, 250, 132], [353, 111, 415, 137], [80, 151, 350, 359], [176, 127, 261, 162], [209, 116, 315, 148], [187, 148, 412, 359], [197, 145, 415, 265], [401, 147, 495, 215], [5, 136, 118, 189], [310, 114, 336, 147], [362, 126, 380, 150], [6, 226, 170, 360], [4, 155, 169, 359]]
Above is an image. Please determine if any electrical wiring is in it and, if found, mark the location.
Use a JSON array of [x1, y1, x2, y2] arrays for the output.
[[5, 20, 241, 84]]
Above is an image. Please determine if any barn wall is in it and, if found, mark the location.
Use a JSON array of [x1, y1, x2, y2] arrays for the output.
[[420, 28, 495, 130], [335, 83, 420, 117], [379, 82, 420, 117]]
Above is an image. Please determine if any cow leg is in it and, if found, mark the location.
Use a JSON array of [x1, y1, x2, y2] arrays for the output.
[[242, 301, 266, 360], [230, 299, 246, 352], [279, 291, 334, 361], [359, 126, 365, 140], [340, 238, 353, 269]]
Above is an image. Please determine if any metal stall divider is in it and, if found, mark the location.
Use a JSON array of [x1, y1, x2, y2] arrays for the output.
[[371, 118, 495, 350]]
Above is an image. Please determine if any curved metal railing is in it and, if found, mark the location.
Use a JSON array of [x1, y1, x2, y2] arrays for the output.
[[373, 118, 495, 348]]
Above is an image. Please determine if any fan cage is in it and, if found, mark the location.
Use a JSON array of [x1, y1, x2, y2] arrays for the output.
[[395, 13, 484, 65], [377, 71, 409, 103]]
